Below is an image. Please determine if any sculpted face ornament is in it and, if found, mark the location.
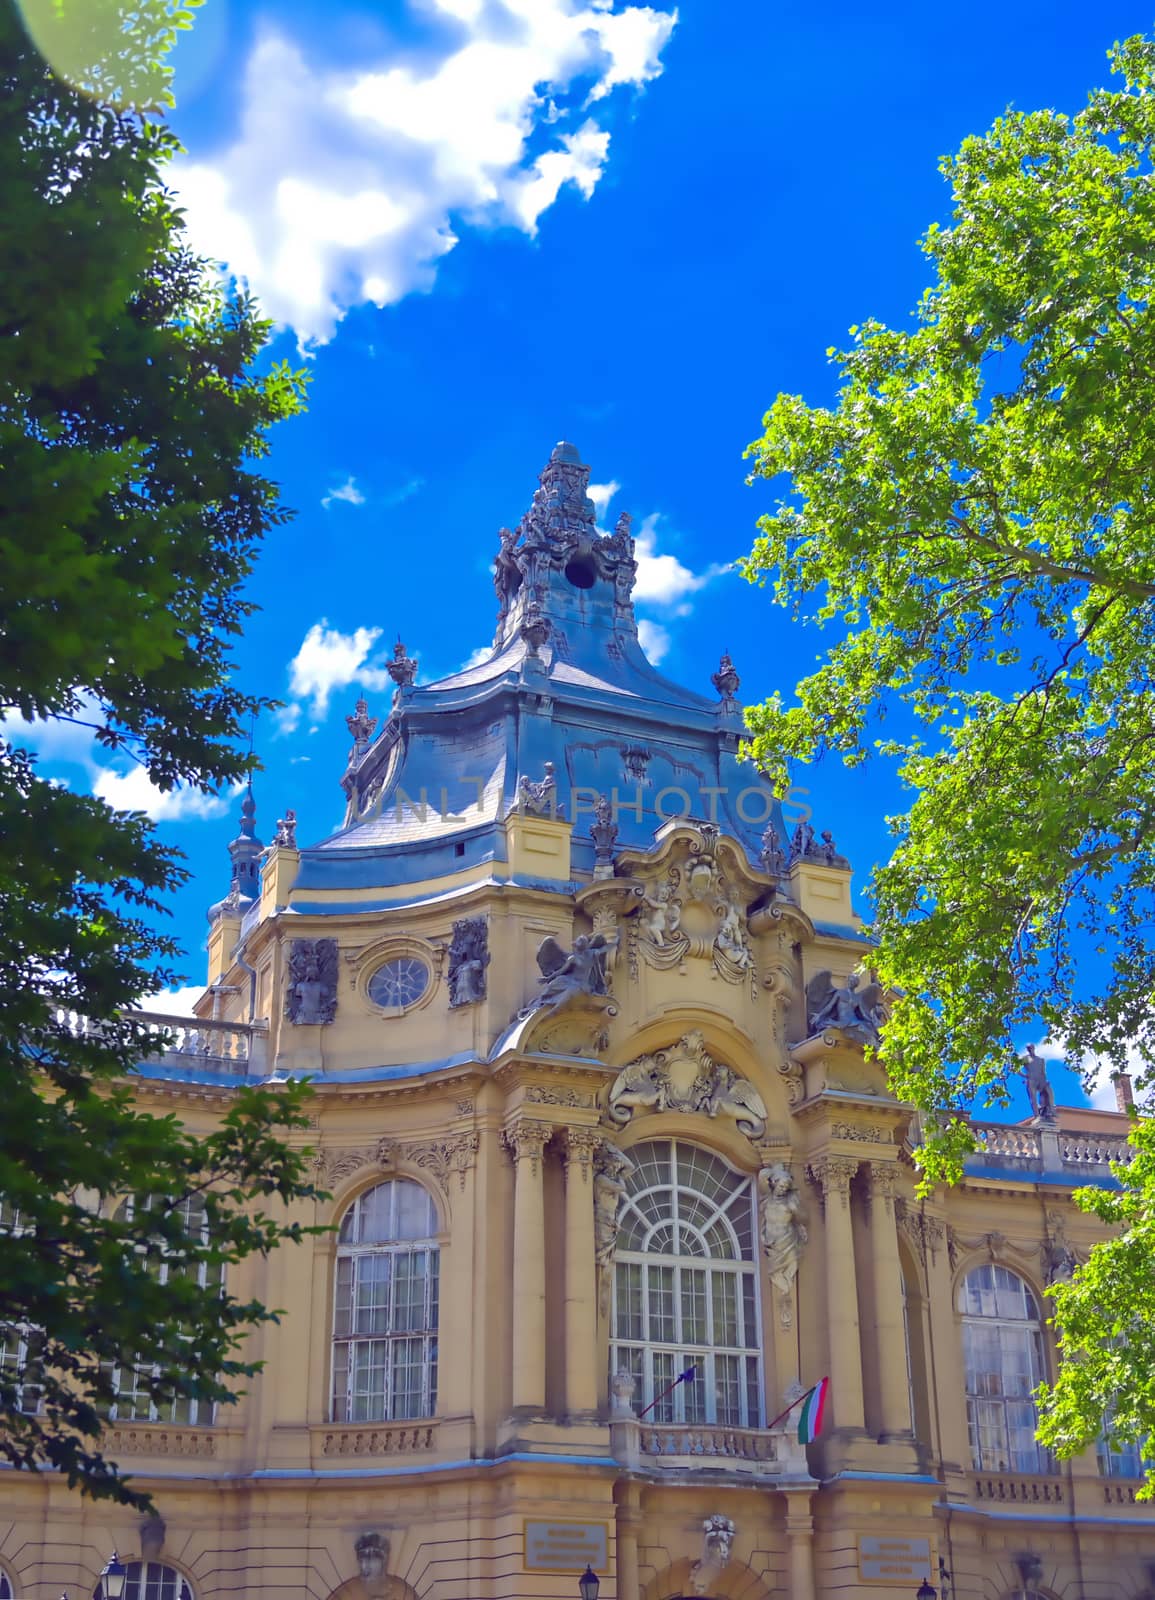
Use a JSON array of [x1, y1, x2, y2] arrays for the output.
[[355, 1532, 388, 1591], [689, 1515, 736, 1596]]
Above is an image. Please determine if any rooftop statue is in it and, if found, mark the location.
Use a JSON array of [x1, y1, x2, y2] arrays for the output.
[[804, 969, 886, 1048], [519, 933, 610, 1019], [1019, 1043, 1057, 1123]]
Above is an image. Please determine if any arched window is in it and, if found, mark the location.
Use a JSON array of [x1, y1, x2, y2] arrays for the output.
[[0, 1566, 12, 1598], [106, 1195, 220, 1426], [332, 1179, 439, 1423], [94, 1563, 193, 1600], [611, 1140, 761, 1428], [958, 1264, 1049, 1472]]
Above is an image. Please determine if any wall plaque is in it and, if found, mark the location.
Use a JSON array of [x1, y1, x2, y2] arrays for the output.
[[858, 1536, 933, 1584], [524, 1520, 609, 1573]]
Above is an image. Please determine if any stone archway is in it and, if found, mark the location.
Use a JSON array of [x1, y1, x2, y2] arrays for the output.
[[642, 1556, 775, 1600]]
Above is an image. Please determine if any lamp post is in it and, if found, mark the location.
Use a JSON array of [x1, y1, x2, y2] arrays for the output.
[[99, 1553, 127, 1600], [579, 1567, 600, 1600], [916, 1581, 937, 1600]]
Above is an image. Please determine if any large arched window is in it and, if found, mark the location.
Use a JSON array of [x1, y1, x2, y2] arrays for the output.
[[106, 1195, 220, 1426], [0, 1566, 12, 1598], [332, 1179, 439, 1423], [958, 1264, 1049, 1472], [94, 1563, 193, 1600], [611, 1140, 762, 1428]]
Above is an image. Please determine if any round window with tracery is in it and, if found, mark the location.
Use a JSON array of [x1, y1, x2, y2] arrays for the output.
[[367, 956, 429, 1011]]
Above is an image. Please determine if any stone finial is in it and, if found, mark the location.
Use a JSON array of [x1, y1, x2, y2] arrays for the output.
[[711, 650, 741, 701], [345, 696, 378, 748], [386, 638, 417, 689], [610, 1368, 637, 1417], [590, 793, 619, 877], [1114, 1071, 1135, 1112], [209, 780, 263, 921], [274, 809, 297, 849]]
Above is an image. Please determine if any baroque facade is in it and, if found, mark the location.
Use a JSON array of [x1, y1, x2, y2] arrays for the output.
[[7, 443, 1152, 1600]]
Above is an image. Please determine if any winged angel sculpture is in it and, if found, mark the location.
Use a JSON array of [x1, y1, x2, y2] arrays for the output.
[[804, 970, 886, 1048], [518, 933, 611, 1019]]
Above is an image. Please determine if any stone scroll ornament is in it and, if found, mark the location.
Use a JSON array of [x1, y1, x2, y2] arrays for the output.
[[285, 937, 338, 1025], [447, 917, 489, 1008], [607, 1032, 768, 1140]]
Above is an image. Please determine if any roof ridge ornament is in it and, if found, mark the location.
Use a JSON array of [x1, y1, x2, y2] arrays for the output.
[[711, 649, 741, 705], [386, 638, 417, 690], [345, 696, 378, 756]]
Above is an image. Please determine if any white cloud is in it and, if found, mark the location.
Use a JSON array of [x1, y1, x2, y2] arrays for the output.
[[287, 619, 386, 721], [322, 476, 366, 509], [637, 618, 671, 663], [174, 0, 677, 342], [1, 696, 103, 765], [458, 644, 494, 672], [140, 984, 206, 1018], [633, 512, 708, 608], [588, 479, 620, 517], [92, 766, 233, 822], [1034, 1036, 1146, 1111]]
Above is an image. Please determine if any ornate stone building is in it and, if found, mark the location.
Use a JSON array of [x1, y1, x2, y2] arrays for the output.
[[7, 445, 1152, 1599]]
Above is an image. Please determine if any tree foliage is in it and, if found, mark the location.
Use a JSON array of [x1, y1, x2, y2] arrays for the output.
[[0, 0, 315, 1507], [743, 36, 1155, 1476]]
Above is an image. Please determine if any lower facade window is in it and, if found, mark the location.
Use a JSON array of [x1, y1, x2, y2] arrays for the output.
[[959, 1263, 1050, 1473], [332, 1179, 440, 1423], [610, 1139, 762, 1428], [0, 1324, 43, 1415], [96, 1563, 193, 1600]]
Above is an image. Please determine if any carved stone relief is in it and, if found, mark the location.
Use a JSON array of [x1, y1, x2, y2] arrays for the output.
[[895, 1198, 946, 1267], [594, 1140, 633, 1318], [758, 1163, 807, 1327], [628, 825, 755, 990], [315, 1133, 478, 1195], [689, 1516, 735, 1596], [802, 969, 886, 1048], [447, 917, 489, 1008], [285, 938, 338, 1025], [606, 1032, 768, 1140]]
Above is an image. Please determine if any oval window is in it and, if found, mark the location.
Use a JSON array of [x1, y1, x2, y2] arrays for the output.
[[367, 956, 429, 1011]]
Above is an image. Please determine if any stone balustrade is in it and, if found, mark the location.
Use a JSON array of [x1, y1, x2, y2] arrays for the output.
[[969, 1120, 1133, 1178], [972, 1472, 1066, 1506], [126, 1010, 267, 1072], [616, 1420, 811, 1478]]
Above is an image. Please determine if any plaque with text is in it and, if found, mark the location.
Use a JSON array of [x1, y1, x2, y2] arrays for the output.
[[858, 1535, 933, 1583], [525, 1520, 609, 1573]]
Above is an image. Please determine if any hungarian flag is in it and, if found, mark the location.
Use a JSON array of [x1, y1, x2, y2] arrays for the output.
[[796, 1377, 829, 1443]]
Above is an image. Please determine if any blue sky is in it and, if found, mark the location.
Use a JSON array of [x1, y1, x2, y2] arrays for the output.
[[15, 0, 1151, 1109]]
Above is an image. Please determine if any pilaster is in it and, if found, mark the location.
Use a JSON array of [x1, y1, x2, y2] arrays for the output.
[[863, 1161, 920, 1468], [502, 1117, 553, 1416], [562, 1127, 602, 1417], [806, 1155, 866, 1453]]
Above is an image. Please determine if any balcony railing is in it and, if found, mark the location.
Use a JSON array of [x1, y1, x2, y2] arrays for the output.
[[126, 1010, 267, 1074], [614, 1417, 811, 1478], [969, 1120, 1132, 1179]]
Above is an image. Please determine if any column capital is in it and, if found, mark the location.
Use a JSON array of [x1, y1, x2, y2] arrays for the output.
[[501, 1118, 553, 1175], [806, 1154, 859, 1208], [863, 1160, 900, 1209], [561, 1125, 602, 1182]]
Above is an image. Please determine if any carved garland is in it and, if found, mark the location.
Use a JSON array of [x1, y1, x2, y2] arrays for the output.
[[315, 1133, 479, 1195]]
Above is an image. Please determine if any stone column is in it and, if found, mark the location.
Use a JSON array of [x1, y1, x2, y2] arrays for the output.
[[807, 1155, 864, 1431], [781, 1491, 816, 1600], [503, 1119, 553, 1413], [864, 1161, 913, 1440], [562, 1127, 602, 1416], [614, 1482, 642, 1600], [435, 1133, 480, 1422]]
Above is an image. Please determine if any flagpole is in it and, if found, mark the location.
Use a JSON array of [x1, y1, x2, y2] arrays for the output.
[[765, 1380, 821, 1432], [636, 1364, 697, 1420]]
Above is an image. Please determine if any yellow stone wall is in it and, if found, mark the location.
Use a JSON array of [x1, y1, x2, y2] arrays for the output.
[[4, 824, 1152, 1600]]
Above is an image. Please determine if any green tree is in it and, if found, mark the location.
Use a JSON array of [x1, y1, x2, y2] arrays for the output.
[[742, 36, 1155, 1481], [0, 0, 316, 1507]]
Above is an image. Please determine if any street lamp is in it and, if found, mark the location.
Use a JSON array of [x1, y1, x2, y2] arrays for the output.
[[100, 1553, 127, 1600], [916, 1581, 937, 1600], [579, 1566, 600, 1600]]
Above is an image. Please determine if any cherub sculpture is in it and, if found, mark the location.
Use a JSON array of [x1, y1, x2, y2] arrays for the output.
[[805, 969, 886, 1047]]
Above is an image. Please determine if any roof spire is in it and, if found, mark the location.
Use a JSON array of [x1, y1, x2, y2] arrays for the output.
[[208, 780, 264, 922]]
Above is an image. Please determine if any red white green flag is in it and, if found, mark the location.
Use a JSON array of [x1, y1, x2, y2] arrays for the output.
[[796, 1377, 829, 1443]]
